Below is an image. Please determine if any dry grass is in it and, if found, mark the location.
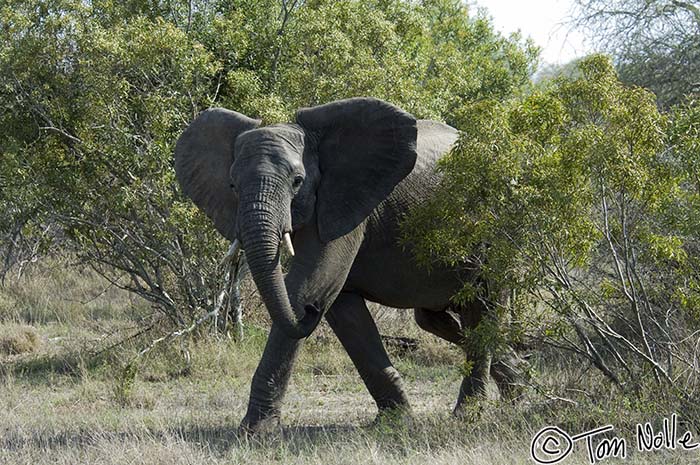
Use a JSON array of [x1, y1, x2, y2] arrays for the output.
[[0, 257, 145, 325], [2, 344, 695, 465], [0, 323, 40, 355], [1, 261, 698, 464], [2, 322, 695, 465]]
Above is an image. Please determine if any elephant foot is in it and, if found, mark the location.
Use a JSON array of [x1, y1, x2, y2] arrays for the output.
[[239, 412, 283, 436], [452, 398, 485, 422], [453, 373, 499, 421], [370, 404, 414, 430], [456, 372, 500, 401]]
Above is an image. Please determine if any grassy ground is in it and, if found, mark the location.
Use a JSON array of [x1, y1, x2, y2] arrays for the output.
[[1, 261, 698, 464]]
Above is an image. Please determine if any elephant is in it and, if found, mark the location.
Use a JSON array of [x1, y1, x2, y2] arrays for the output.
[[174, 97, 522, 432]]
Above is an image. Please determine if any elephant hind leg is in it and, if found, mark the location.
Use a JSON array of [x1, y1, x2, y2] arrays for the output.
[[414, 304, 495, 411], [413, 307, 463, 345], [326, 293, 411, 416]]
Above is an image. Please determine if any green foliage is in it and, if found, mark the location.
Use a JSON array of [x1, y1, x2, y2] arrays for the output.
[[667, 100, 700, 323], [1, 0, 229, 325], [404, 55, 700, 397], [0, 0, 536, 327], [406, 54, 668, 292], [268, 0, 538, 122]]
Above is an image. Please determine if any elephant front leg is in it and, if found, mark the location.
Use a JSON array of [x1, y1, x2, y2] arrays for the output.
[[240, 325, 303, 434], [325, 293, 411, 420]]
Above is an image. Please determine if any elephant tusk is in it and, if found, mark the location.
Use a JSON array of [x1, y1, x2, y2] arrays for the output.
[[221, 238, 241, 266], [282, 232, 295, 257]]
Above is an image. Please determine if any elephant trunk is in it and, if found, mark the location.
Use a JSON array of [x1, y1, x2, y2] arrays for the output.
[[237, 180, 320, 340]]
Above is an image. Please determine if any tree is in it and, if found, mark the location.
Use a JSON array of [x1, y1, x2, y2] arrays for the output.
[[573, 0, 700, 107], [0, 0, 537, 333], [1, 0, 234, 329], [404, 55, 700, 402], [269, 0, 538, 123]]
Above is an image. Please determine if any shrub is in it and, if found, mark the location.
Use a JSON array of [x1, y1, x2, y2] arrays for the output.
[[0, 0, 536, 333], [0, 324, 40, 355], [404, 55, 700, 402]]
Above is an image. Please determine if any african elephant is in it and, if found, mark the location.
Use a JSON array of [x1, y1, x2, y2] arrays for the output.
[[175, 97, 520, 432]]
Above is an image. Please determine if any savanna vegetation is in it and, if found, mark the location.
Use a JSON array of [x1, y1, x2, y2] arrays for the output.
[[1, 0, 699, 464]]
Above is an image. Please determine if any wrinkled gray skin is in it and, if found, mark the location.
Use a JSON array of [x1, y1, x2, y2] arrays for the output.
[[175, 98, 521, 433]]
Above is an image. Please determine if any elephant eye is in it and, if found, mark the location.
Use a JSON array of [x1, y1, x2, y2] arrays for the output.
[[292, 175, 304, 188]]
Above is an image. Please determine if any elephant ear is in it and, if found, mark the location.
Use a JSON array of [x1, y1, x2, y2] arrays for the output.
[[296, 97, 417, 242], [174, 108, 261, 241]]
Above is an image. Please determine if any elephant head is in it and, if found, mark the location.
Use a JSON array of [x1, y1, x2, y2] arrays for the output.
[[175, 98, 417, 339]]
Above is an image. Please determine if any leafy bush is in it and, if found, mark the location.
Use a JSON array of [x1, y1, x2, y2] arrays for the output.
[[404, 55, 700, 401], [0, 0, 536, 331]]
